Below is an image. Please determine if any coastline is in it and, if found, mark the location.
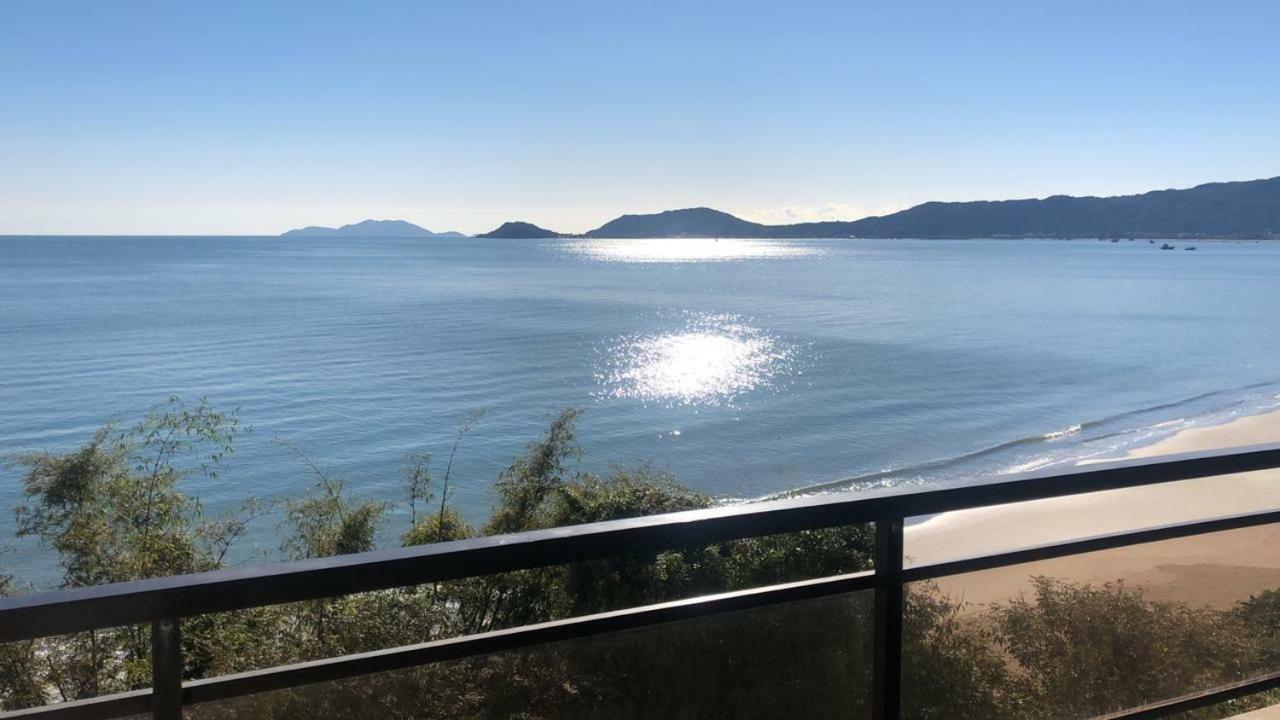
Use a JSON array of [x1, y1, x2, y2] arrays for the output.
[[906, 407, 1280, 610]]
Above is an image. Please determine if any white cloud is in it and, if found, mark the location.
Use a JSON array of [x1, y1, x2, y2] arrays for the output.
[[741, 202, 904, 225]]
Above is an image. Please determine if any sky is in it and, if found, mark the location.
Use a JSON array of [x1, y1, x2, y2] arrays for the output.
[[1, 0, 1278, 236]]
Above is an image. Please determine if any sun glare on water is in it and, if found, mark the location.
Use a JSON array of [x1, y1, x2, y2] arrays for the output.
[[565, 238, 820, 263], [601, 316, 795, 406]]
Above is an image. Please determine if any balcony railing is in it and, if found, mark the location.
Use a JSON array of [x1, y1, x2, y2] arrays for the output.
[[4, 443, 1280, 720]]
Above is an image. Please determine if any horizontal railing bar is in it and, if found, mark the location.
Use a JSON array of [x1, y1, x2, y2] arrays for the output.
[[903, 507, 1280, 582], [1089, 669, 1280, 719], [181, 570, 875, 706], [0, 689, 150, 720], [3, 442, 1278, 642], [1, 572, 873, 719], [10, 566, 1269, 720]]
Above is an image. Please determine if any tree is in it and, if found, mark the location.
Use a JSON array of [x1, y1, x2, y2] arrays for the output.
[[903, 584, 1015, 720], [992, 577, 1259, 719], [402, 409, 485, 546], [0, 563, 42, 709], [5, 398, 269, 704], [277, 439, 389, 560], [14, 397, 246, 587], [484, 408, 583, 536]]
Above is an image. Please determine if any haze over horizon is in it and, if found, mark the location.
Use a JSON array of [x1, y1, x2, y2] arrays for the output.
[[2, 1, 1278, 236]]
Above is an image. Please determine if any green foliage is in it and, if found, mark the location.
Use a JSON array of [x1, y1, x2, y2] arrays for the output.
[[903, 584, 1013, 720], [9, 400, 1280, 720], [4, 398, 272, 705], [512, 459, 876, 619], [444, 412, 876, 635], [992, 577, 1260, 720], [0, 564, 43, 709], [402, 507, 475, 546], [403, 451, 434, 527], [485, 408, 583, 535], [277, 440, 390, 560], [13, 427, 131, 587], [401, 408, 485, 546], [1237, 588, 1280, 665], [14, 397, 246, 586]]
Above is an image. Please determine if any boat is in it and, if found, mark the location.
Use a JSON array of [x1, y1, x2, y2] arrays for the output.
[[1160, 243, 1175, 250], [1185, 246, 1197, 251]]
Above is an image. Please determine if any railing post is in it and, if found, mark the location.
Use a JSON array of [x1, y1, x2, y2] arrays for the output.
[[151, 617, 183, 720], [872, 516, 904, 720]]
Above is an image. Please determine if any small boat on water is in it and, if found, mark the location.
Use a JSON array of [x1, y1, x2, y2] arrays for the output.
[[1185, 246, 1197, 251], [1160, 243, 1175, 250]]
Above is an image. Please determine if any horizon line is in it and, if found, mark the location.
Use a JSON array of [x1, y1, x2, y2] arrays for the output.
[[3, 173, 1276, 237]]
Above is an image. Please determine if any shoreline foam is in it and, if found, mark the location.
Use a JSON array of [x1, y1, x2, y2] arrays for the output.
[[776, 380, 1280, 500], [906, 406, 1280, 610]]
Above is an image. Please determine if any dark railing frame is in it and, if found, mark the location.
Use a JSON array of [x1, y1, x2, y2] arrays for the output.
[[3, 442, 1280, 720]]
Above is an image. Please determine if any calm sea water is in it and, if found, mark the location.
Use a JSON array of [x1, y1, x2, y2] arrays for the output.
[[3, 236, 1279, 583]]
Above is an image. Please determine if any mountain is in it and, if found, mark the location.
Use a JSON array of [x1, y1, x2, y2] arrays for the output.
[[285, 176, 1280, 241], [569, 177, 1280, 240], [282, 219, 466, 238], [477, 221, 563, 238], [585, 207, 770, 238], [777, 177, 1280, 239]]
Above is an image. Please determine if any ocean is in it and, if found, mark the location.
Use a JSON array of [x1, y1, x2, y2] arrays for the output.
[[3, 235, 1279, 584]]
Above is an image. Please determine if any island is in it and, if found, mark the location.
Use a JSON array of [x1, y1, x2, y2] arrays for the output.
[[281, 219, 467, 238], [476, 221, 563, 239]]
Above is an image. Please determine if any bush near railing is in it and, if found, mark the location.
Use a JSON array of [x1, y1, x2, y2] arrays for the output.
[[3, 400, 1280, 718]]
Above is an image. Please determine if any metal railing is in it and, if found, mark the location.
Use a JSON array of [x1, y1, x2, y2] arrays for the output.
[[3, 442, 1280, 720]]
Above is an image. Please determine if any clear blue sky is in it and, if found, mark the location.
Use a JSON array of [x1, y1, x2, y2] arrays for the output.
[[2, 0, 1277, 235]]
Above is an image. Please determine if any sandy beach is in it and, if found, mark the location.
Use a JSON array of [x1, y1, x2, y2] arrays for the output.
[[906, 408, 1280, 610]]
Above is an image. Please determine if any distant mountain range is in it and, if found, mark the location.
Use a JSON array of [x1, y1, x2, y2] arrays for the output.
[[280, 177, 1280, 241], [281, 219, 467, 238], [478, 176, 1280, 239]]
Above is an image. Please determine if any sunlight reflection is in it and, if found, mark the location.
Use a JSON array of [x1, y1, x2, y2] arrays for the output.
[[564, 238, 820, 263], [600, 316, 794, 406]]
